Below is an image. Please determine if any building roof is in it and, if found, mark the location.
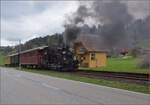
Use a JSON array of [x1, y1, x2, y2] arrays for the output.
[[75, 34, 108, 52]]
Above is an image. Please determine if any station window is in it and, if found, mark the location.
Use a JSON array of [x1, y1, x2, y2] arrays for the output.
[[78, 48, 83, 52], [91, 53, 95, 60]]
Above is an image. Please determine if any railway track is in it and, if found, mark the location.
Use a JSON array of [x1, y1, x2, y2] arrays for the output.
[[24, 68, 150, 85], [66, 70, 150, 85]]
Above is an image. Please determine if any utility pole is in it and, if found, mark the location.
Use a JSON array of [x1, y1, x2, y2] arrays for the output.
[[19, 40, 21, 69], [47, 35, 50, 46], [134, 29, 137, 47]]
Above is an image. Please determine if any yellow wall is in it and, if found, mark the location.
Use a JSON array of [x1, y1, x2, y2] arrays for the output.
[[74, 43, 86, 55], [80, 54, 90, 67], [89, 53, 106, 67], [74, 43, 106, 68], [4, 56, 11, 65]]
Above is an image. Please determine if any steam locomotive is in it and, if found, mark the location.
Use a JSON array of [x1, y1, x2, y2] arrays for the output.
[[42, 45, 78, 71], [4, 45, 78, 71]]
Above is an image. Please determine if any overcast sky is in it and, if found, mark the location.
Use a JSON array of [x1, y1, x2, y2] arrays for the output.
[[1, 1, 150, 46]]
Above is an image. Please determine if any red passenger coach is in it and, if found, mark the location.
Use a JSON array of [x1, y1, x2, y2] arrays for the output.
[[20, 46, 48, 68]]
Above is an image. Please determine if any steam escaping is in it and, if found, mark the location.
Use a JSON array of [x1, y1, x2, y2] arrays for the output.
[[92, 0, 133, 49], [63, 5, 89, 46], [127, 15, 150, 45], [63, 0, 133, 48], [63, 0, 149, 51], [64, 25, 80, 46]]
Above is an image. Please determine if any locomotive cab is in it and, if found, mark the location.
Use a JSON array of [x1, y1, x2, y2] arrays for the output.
[[42, 45, 78, 71]]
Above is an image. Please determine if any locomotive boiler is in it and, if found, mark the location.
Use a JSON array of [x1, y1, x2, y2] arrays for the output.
[[42, 45, 78, 71]]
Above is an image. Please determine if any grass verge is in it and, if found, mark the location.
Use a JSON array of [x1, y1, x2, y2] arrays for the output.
[[81, 57, 150, 74], [16, 67, 150, 94]]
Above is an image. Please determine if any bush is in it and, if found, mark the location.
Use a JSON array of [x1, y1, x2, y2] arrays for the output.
[[125, 52, 131, 56], [131, 47, 141, 58], [139, 54, 150, 69]]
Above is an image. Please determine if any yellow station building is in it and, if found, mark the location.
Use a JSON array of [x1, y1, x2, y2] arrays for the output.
[[74, 35, 107, 68]]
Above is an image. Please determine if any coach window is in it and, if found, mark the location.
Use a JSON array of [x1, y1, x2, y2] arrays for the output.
[[91, 53, 95, 60]]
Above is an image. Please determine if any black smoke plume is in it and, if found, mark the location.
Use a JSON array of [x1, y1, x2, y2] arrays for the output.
[[63, 5, 89, 46], [64, 25, 80, 46], [64, 0, 150, 51], [127, 15, 150, 46], [92, 0, 133, 49]]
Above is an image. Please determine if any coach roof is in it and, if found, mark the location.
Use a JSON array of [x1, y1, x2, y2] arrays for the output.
[[7, 46, 48, 57], [20, 46, 48, 54]]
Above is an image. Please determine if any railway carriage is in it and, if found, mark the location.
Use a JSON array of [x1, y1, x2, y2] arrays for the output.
[[10, 53, 20, 66], [4, 53, 19, 66], [20, 46, 48, 68], [4, 56, 11, 66]]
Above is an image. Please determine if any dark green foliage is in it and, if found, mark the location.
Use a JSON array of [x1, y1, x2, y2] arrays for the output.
[[0, 33, 63, 54], [18, 33, 63, 52], [136, 40, 150, 47], [0, 46, 13, 55]]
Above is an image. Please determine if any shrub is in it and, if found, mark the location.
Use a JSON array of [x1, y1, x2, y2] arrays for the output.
[[131, 47, 141, 58], [139, 54, 150, 69], [125, 52, 131, 56]]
